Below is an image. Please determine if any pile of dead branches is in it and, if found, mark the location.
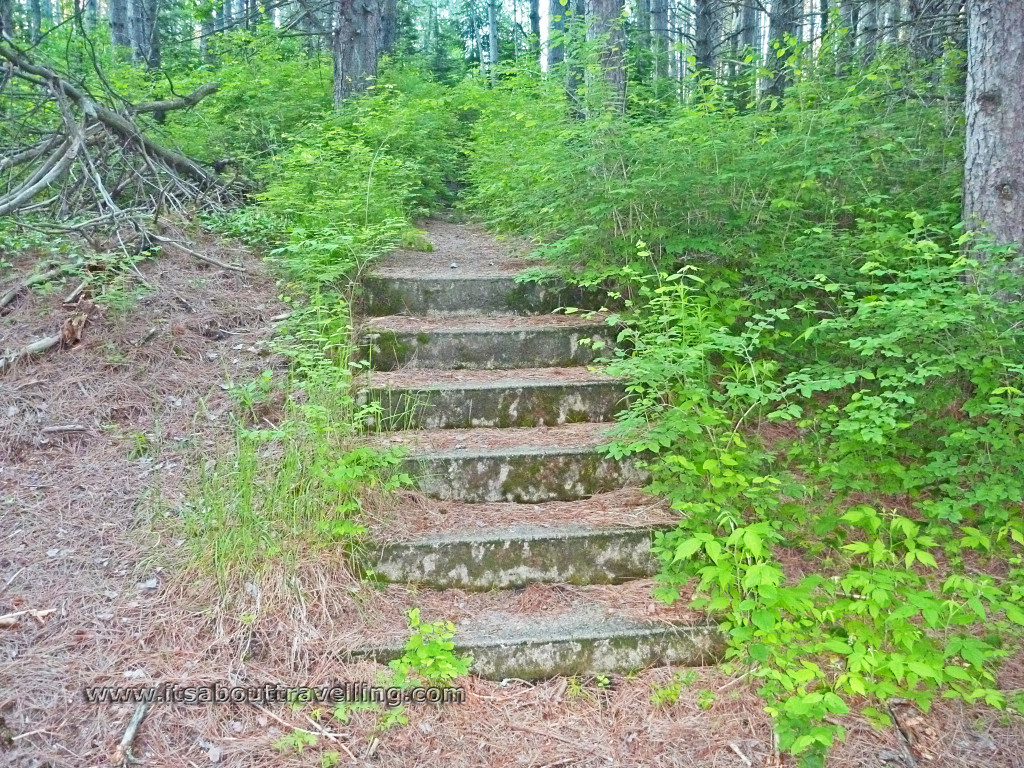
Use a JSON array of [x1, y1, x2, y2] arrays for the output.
[[0, 35, 236, 234]]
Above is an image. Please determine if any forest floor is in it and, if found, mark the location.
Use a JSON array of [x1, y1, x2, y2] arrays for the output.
[[1, 232, 1023, 768]]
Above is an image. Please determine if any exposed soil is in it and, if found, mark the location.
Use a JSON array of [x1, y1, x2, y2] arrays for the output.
[[368, 220, 538, 277], [364, 488, 677, 541], [1, 227, 1021, 768], [375, 422, 618, 454]]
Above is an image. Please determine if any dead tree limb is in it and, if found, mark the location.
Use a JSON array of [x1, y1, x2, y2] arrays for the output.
[[0, 267, 64, 313], [0, 334, 62, 375], [132, 82, 220, 113], [0, 38, 234, 232]]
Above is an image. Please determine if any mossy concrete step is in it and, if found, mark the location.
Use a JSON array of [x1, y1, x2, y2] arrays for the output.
[[359, 274, 605, 317], [354, 607, 724, 680], [389, 423, 647, 503], [371, 524, 663, 590], [359, 315, 616, 371], [404, 447, 643, 503], [357, 368, 626, 429]]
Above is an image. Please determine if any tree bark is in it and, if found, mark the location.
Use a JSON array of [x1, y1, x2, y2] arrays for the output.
[[766, 0, 799, 98], [331, 0, 384, 105], [585, 0, 625, 112], [548, 0, 565, 66], [85, 0, 99, 30], [861, 0, 881, 61], [909, 0, 964, 60], [887, 0, 902, 44], [651, 0, 668, 78], [488, 0, 498, 83], [127, 0, 161, 67], [694, 0, 722, 73], [963, 0, 1024, 253], [529, 0, 540, 55], [381, 0, 397, 53], [0, 0, 14, 40], [634, 0, 650, 77], [740, 0, 759, 49], [109, 0, 131, 48], [564, 0, 585, 116]]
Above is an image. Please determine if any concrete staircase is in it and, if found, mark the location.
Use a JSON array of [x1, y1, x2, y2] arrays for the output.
[[354, 222, 722, 680]]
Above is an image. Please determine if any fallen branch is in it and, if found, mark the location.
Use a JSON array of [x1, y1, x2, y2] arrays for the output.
[[0, 266, 64, 312], [131, 82, 220, 114], [728, 742, 752, 767], [0, 334, 62, 375], [149, 234, 246, 272], [110, 702, 150, 766], [0, 306, 92, 375], [0, 40, 236, 236], [64, 279, 88, 304], [0, 608, 56, 628]]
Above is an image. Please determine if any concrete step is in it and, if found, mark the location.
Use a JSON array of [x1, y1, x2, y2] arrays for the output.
[[357, 367, 626, 429], [370, 523, 664, 590], [358, 314, 616, 371], [359, 274, 605, 317], [353, 605, 723, 680], [386, 423, 646, 503]]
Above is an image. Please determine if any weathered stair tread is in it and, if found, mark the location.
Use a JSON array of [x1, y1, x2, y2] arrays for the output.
[[371, 523, 666, 590], [358, 367, 626, 429], [362, 312, 610, 333], [367, 489, 675, 541], [359, 273, 605, 317], [384, 422, 618, 456], [360, 313, 615, 371], [360, 366, 620, 389], [354, 604, 723, 680], [388, 424, 644, 503]]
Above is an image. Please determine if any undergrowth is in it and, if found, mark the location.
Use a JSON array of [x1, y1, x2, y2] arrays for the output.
[[182, 63, 463, 582], [463, 46, 1024, 766]]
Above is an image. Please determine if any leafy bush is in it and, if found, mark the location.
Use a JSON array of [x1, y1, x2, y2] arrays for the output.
[[464, 52, 1021, 766]]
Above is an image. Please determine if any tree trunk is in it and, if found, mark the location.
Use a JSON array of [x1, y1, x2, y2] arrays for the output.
[[565, 0, 585, 116], [144, 0, 161, 67], [548, 0, 565, 66], [861, 0, 881, 61], [585, 0, 625, 112], [85, 0, 98, 29], [909, 0, 966, 60], [488, 0, 498, 84], [740, 0, 759, 49], [529, 0, 540, 56], [963, 0, 1024, 253], [28, 0, 42, 42], [200, 16, 215, 62], [766, 0, 799, 98], [694, 0, 722, 73], [635, 0, 651, 78], [889, 0, 903, 43], [331, 0, 383, 105], [651, 0, 668, 78], [109, 0, 130, 47], [0, 0, 13, 39], [381, 0, 397, 54], [127, 0, 160, 67]]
